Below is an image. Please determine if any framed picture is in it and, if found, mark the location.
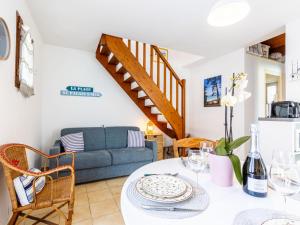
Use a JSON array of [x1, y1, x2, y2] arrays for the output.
[[0, 17, 11, 60], [204, 75, 222, 107], [154, 47, 168, 63]]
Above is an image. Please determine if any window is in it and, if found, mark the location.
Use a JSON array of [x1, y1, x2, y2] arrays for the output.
[[15, 11, 34, 97]]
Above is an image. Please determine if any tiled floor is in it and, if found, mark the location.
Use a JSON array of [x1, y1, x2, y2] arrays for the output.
[[18, 177, 127, 225]]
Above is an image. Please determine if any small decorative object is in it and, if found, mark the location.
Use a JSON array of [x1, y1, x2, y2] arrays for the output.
[[0, 17, 11, 60], [204, 75, 222, 107], [154, 47, 168, 63], [15, 12, 35, 97], [146, 121, 154, 135], [247, 43, 270, 58], [210, 73, 251, 186], [60, 86, 102, 97]]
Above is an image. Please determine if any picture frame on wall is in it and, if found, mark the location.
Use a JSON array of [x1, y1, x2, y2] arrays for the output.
[[204, 75, 222, 107]]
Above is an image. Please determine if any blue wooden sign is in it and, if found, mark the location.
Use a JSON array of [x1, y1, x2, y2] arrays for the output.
[[60, 86, 102, 97]]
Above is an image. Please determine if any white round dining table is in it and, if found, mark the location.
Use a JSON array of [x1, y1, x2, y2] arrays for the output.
[[120, 158, 300, 225]]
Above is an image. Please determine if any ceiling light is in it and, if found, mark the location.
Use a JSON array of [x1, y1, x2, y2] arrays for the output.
[[207, 0, 250, 27]]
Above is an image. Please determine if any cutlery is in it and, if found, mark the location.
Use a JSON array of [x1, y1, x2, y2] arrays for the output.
[[181, 157, 187, 167], [144, 172, 178, 177], [142, 205, 203, 212]]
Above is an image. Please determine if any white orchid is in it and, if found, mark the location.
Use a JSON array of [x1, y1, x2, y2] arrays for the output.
[[221, 94, 237, 107], [237, 91, 251, 102], [236, 79, 248, 90]]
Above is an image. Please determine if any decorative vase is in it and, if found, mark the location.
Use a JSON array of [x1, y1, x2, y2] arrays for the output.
[[208, 153, 233, 187]]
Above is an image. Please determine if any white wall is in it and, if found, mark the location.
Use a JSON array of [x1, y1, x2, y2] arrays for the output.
[[41, 44, 151, 150], [186, 49, 247, 158], [0, 0, 43, 223], [286, 19, 300, 102]]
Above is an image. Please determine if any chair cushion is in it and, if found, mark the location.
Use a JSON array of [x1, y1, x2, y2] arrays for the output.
[[61, 132, 84, 152], [13, 168, 46, 206], [128, 130, 145, 148], [59, 150, 112, 170], [108, 148, 153, 165], [105, 126, 140, 149], [61, 127, 106, 151]]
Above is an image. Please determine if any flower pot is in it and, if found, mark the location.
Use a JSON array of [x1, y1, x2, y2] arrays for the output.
[[208, 153, 233, 187]]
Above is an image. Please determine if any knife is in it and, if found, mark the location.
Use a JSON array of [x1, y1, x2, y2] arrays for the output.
[[181, 157, 187, 167], [142, 205, 203, 212]]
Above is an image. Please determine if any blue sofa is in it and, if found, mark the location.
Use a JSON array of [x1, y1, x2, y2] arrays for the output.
[[49, 126, 157, 184]]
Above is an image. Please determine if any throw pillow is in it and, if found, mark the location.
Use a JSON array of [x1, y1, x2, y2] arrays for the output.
[[13, 168, 46, 206], [128, 130, 145, 148], [61, 132, 84, 152]]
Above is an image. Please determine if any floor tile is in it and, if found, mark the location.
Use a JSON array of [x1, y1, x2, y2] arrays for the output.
[[113, 194, 121, 209], [75, 192, 89, 206], [106, 177, 127, 188], [93, 212, 125, 225], [109, 186, 122, 196], [85, 181, 108, 193], [87, 188, 113, 204], [75, 184, 87, 195], [72, 204, 92, 223], [90, 199, 119, 218], [73, 218, 93, 225]]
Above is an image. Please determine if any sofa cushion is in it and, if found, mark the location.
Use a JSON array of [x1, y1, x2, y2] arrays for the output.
[[108, 148, 153, 165], [59, 150, 111, 170], [61, 132, 84, 152], [105, 126, 139, 149], [61, 127, 106, 151], [128, 130, 145, 148]]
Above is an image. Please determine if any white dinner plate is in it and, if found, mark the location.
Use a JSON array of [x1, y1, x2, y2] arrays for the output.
[[141, 175, 187, 198], [136, 177, 193, 203]]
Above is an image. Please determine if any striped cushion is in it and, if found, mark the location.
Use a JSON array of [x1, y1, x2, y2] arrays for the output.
[[13, 168, 46, 206], [128, 130, 145, 148], [61, 132, 84, 152]]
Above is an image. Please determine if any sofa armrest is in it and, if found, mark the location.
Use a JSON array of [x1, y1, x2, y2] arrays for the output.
[[145, 140, 157, 161], [49, 140, 62, 169]]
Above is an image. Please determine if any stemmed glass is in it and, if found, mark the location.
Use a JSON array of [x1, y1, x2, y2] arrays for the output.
[[268, 150, 300, 224], [200, 141, 214, 172], [187, 149, 206, 195]]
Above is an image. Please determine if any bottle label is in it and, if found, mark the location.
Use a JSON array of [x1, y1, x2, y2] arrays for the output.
[[247, 177, 267, 193]]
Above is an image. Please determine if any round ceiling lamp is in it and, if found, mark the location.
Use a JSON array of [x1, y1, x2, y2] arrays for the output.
[[207, 0, 251, 27]]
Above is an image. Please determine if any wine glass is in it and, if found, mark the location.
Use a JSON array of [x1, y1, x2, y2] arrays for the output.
[[268, 150, 300, 224], [187, 149, 206, 195], [200, 141, 214, 172]]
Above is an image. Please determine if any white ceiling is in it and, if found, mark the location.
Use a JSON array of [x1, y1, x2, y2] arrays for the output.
[[26, 0, 300, 60]]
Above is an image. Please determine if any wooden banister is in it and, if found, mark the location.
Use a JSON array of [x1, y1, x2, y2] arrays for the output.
[[152, 45, 183, 86], [99, 34, 185, 139]]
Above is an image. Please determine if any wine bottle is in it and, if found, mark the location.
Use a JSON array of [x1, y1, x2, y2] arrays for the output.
[[242, 124, 268, 197]]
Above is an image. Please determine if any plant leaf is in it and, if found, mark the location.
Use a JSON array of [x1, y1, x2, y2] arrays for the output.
[[228, 154, 243, 184], [215, 138, 227, 156], [229, 136, 250, 151]]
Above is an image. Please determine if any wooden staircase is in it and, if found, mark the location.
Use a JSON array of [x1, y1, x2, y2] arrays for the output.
[[96, 34, 185, 139]]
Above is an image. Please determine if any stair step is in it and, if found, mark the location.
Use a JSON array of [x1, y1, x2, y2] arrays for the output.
[[145, 104, 154, 107], [108, 55, 119, 65], [132, 86, 143, 92], [144, 99, 154, 106], [157, 114, 167, 122], [138, 95, 148, 100], [124, 76, 134, 83], [100, 45, 111, 56], [117, 66, 127, 75]]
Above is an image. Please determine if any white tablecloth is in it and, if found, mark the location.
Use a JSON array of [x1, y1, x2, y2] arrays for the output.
[[120, 159, 300, 225]]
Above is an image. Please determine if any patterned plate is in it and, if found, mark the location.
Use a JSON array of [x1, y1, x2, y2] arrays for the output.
[[140, 175, 187, 198], [262, 219, 300, 225], [136, 177, 193, 203]]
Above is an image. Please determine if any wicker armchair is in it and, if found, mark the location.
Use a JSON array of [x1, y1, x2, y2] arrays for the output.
[[0, 144, 75, 225]]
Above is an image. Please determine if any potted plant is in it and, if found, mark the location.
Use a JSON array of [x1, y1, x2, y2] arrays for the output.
[[209, 73, 251, 186]]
